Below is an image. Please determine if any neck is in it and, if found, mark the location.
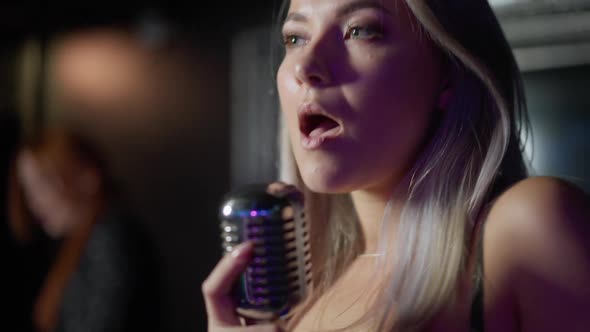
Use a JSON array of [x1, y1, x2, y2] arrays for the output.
[[350, 182, 407, 255]]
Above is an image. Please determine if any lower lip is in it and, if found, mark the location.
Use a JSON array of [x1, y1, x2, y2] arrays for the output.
[[300, 127, 342, 150]]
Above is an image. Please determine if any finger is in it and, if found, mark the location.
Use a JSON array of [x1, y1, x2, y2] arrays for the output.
[[238, 324, 283, 332], [266, 181, 290, 195], [210, 324, 282, 332], [266, 182, 303, 202], [237, 308, 277, 322], [202, 241, 254, 326]]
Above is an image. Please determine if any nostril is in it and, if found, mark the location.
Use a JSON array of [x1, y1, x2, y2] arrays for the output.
[[295, 62, 330, 86]]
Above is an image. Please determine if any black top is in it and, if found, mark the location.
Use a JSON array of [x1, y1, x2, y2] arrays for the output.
[[55, 211, 162, 332]]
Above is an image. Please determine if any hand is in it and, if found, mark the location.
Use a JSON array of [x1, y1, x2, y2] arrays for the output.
[[202, 241, 283, 332]]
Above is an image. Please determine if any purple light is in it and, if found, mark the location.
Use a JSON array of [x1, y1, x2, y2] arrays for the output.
[[250, 210, 258, 217]]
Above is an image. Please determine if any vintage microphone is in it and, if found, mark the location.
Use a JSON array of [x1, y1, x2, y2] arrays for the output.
[[219, 184, 311, 320]]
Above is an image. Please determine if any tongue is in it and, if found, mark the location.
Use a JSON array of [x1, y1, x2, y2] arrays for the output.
[[308, 119, 338, 138]]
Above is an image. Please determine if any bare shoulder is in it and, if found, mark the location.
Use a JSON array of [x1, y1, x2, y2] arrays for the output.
[[485, 176, 590, 248], [481, 176, 590, 332], [489, 176, 589, 222]]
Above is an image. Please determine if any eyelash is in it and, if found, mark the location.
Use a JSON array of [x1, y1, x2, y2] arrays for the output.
[[282, 34, 306, 48], [282, 24, 384, 49], [344, 24, 384, 40]]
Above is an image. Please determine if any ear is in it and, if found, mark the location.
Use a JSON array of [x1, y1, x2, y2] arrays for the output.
[[437, 78, 452, 110]]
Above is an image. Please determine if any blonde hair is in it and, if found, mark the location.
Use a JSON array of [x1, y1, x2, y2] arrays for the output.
[[276, 0, 529, 330]]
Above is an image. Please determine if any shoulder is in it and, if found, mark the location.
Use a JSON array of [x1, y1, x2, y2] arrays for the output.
[[488, 176, 589, 224], [481, 176, 590, 331], [89, 210, 149, 252], [484, 176, 590, 252], [83, 212, 157, 276]]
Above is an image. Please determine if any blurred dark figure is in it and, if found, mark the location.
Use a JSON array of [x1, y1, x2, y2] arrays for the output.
[[6, 126, 162, 332]]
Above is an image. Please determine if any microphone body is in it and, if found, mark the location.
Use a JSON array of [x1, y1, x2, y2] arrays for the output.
[[219, 184, 311, 319]]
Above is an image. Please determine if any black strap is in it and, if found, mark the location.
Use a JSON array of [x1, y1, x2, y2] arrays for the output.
[[470, 279, 484, 331], [469, 223, 485, 332]]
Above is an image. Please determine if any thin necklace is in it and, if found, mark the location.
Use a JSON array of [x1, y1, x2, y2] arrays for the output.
[[357, 253, 384, 258], [358, 190, 395, 259]]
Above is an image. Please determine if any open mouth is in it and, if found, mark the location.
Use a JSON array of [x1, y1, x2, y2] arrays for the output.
[[299, 113, 341, 139]]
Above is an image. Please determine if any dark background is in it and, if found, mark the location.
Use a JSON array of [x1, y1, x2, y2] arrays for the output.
[[1, 1, 279, 331]]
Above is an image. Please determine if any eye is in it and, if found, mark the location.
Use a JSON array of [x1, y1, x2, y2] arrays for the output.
[[282, 34, 306, 48], [345, 25, 383, 40]]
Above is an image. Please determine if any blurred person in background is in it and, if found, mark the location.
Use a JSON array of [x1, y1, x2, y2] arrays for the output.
[[1, 110, 51, 332], [7, 126, 162, 332]]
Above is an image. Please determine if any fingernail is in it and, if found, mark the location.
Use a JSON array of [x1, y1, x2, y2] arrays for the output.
[[231, 241, 253, 259]]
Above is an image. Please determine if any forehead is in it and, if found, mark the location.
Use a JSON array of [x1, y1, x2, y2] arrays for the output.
[[284, 0, 418, 33], [286, 0, 403, 17]]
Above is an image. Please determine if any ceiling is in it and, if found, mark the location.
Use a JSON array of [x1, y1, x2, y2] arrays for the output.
[[489, 0, 590, 70]]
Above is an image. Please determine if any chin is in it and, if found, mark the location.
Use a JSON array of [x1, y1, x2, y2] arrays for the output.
[[299, 163, 356, 194]]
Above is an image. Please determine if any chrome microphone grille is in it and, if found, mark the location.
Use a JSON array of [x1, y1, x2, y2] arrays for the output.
[[219, 184, 311, 318]]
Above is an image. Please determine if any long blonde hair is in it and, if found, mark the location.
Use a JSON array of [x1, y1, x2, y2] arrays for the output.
[[276, 0, 529, 331]]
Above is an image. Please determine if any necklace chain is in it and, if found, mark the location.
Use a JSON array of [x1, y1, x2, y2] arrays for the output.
[[357, 253, 384, 257]]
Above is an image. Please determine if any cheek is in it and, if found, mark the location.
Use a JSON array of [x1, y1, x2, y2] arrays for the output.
[[351, 49, 441, 132], [277, 62, 300, 97], [277, 64, 301, 138], [277, 59, 300, 109], [336, 53, 441, 180], [353, 42, 443, 104]]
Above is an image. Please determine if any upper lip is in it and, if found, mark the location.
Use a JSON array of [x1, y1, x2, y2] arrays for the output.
[[297, 102, 343, 136]]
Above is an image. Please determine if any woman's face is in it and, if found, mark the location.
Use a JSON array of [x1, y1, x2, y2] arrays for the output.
[[277, 0, 447, 194]]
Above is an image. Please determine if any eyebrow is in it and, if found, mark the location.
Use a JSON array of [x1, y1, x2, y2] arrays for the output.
[[283, 0, 392, 24]]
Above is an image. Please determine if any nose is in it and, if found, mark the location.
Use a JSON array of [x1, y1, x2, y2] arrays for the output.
[[294, 49, 332, 87]]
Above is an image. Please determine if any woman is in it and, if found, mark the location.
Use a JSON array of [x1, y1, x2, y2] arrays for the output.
[[7, 128, 161, 332], [203, 0, 590, 331]]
